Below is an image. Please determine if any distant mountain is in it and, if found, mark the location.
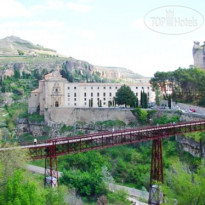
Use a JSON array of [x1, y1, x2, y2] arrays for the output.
[[0, 36, 58, 56], [0, 36, 145, 81]]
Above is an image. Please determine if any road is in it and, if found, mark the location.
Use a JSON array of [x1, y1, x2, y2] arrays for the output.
[[27, 164, 62, 177]]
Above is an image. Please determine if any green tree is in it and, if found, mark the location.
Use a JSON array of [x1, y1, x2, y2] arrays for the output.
[[60, 151, 108, 198], [132, 108, 148, 124], [162, 161, 205, 205], [0, 143, 29, 187], [17, 50, 24, 56], [107, 190, 130, 205], [14, 70, 20, 79], [115, 85, 138, 107], [140, 91, 148, 108], [155, 86, 161, 106]]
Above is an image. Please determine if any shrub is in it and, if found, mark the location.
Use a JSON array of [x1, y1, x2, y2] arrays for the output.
[[27, 113, 44, 123], [132, 108, 148, 124]]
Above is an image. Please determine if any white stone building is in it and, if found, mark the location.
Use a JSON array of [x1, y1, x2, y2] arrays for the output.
[[28, 70, 155, 115]]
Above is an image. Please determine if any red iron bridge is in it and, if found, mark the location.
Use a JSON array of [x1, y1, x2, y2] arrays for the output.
[[1, 120, 205, 205]]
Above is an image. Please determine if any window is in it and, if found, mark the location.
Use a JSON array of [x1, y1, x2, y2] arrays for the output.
[[136, 93, 138, 96], [67, 87, 70, 90], [115, 87, 118, 89], [147, 87, 150, 90], [91, 86, 93, 89], [142, 87, 144, 90], [103, 98, 106, 101], [103, 92, 106, 97], [97, 87, 99, 89], [74, 98, 77, 101], [109, 93, 112, 97], [136, 87, 138, 89], [67, 93, 70, 97], [74, 93, 76, 97], [91, 92, 93, 97], [84, 102, 87, 105], [74, 87, 76, 90], [56, 88, 58, 92], [74, 103, 77, 106], [84, 93, 86, 97], [109, 86, 112, 89], [103, 102, 106, 105], [84, 87, 86, 90], [84, 98, 86, 101], [97, 92, 100, 97], [104, 87, 106, 89]]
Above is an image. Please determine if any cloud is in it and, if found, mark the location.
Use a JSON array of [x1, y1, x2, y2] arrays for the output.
[[0, 0, 29, 18], [67, 2, 92, 12]]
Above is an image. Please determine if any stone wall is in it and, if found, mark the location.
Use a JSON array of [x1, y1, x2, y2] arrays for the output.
[[44, 107, 136, 125]]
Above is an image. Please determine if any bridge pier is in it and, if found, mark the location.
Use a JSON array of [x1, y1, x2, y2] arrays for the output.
[[148, 138, 163, 205], [44, 142, 59, 187]]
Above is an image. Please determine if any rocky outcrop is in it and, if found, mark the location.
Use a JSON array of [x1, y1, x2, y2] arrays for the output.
[[63, 58, 93, 72], [193, 41, 205, 69], [17, 119, 49, 137], [176, 136, 205, 157]]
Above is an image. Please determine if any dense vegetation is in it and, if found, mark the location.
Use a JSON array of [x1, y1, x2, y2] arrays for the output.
[[150, 67, 205, 106], [0, 144, 68, 205], [43, 114, 204, 204]]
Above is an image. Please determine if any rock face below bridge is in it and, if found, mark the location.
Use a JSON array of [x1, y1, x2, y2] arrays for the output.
[[176, 136, 205, 158], [44, 107, 136, 126], [193, 41, 205, 69]]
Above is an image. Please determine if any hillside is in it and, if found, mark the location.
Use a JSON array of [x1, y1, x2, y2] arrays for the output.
[[0, 36, 58, 56], [0, 36, 144, 82]]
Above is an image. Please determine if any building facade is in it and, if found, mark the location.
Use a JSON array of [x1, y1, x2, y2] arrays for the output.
[[28, 70, 155, 115]]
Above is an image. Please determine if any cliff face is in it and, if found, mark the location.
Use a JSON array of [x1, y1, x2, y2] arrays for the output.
[[176, 136, 205, 158], [0, 57, 144, 81], [193, 41, 205, 69]]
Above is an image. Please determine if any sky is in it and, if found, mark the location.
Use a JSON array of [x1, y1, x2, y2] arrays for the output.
[[0, 0, 205, 77]]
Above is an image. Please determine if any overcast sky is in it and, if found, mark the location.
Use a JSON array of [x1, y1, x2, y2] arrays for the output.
[[0, 0, 204, 77]]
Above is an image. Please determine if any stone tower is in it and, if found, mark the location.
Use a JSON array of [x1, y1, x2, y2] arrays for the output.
[[193, 41, 205, 69]]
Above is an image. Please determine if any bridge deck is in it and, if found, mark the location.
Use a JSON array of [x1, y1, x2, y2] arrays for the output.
[[1, 120, 205, 159]]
